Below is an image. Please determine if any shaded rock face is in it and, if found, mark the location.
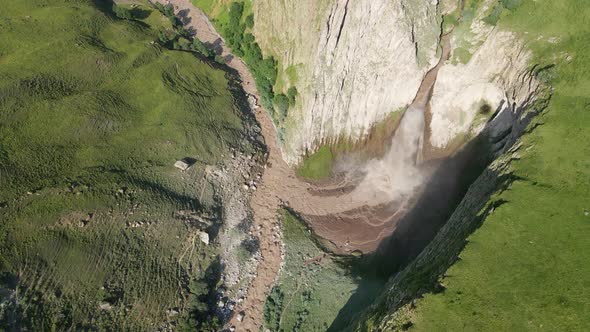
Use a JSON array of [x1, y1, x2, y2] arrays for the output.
[[254, 0, 540, 164], [254, 0, 441, 163]]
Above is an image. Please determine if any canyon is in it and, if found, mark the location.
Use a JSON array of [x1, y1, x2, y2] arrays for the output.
[[1, 1, 588, 331], [156, 0, 543, 330]]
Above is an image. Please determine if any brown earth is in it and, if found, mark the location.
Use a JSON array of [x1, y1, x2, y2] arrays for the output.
[[152, 1, 452, 330]]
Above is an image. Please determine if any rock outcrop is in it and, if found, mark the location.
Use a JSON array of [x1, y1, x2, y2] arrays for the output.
[[253, 0, 541, 164], [429, 8, 540, 151], [254, 0, 441, 163]]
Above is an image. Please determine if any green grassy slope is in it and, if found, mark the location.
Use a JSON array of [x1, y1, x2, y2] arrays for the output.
[[296, 146, 334, 180], [406, 1, 590, 330], [0, 1, 250, 330], [262, 211, 361, 332]]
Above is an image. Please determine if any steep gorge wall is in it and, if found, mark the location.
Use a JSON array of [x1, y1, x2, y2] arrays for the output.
[[253, 0, 442, 163], [252, 0, 540, 165], [427, 1, 541, 152], [352, 75, 547, 330]]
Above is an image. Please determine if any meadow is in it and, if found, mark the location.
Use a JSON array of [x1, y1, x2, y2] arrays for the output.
[[262, 211, 369, 332], [0, 0, 253, 329]]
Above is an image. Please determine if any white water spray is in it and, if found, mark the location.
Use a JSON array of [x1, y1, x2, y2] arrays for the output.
[[353, 106, 427, 202]]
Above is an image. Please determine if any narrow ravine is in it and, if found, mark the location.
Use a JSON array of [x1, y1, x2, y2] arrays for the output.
[[155, 1, 452, 330]]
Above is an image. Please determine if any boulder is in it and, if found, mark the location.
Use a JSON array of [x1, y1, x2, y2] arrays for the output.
[[199, 231, 210, 245]]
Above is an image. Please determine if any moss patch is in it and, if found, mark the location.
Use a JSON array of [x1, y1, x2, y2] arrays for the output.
[[296, 146, 334, 180]]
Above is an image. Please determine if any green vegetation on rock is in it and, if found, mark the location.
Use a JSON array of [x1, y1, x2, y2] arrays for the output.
[[193, 0, 298, 125], [0, 0, 253, 330], [296, 146, 334, 180]]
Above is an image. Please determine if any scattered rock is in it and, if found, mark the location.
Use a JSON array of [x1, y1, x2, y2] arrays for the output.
[[351, 250, 363, 257], [174, 160, 191, 171], [236, 312, 245, 322], [247, 94, 259, 109]]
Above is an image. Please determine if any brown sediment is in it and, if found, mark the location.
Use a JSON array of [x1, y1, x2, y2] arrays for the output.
[[155, 1, 453, 330], [303, 200, 410, 255]]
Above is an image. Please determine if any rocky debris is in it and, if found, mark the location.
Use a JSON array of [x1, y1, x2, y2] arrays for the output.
[[174, 210, 214, 228], [127, 219, 154, 228], [243, 181, 259, 192], [215, 290, 248, 323], [199, 146, 266, 323], [79, 212, 94, 227], [236, 312, 245, 322]]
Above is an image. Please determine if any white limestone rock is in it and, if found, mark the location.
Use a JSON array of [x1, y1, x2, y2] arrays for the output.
[[429, 29, 538, 149], [254, 0, 441, 163]]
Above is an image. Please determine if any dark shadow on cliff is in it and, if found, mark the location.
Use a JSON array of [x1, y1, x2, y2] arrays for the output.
[[370, 135, 493, 278], [328, 98, 546, 330], [328, 132, 503, 331]]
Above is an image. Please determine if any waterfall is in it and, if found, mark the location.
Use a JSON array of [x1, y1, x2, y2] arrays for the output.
[[354, 106, 426, 202]]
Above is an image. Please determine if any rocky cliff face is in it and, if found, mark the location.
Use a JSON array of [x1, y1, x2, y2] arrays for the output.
[[254, 0, 441, 163], [253, 0, 540, 164], [428, 1, 541, 151]]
